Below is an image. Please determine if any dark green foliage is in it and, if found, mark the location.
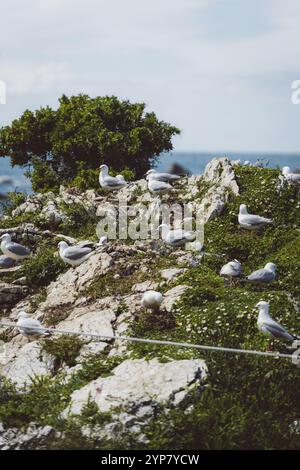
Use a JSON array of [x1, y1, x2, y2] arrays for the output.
[[58, 202, 98, 239], [0, 94, 180, 192], [21, 246, 66, 289], [42, 335, 84, 367]]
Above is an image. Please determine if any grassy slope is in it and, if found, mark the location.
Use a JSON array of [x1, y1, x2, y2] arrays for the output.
[[1, 165, 300, 449]]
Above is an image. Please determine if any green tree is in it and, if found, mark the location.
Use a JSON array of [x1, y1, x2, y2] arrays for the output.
[[0, 94, 180, 192]]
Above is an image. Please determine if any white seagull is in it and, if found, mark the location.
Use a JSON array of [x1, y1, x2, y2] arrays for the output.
[[16, 312, 50, 339], [255, 301, 298, 344], [147, 178, 173, 196], [58, 241, 94, 267], [141, 290, 163, 312], [282, 166, 300, 183], [145, 169, 181, 182], [247, 262, 276, 283], [238, 204, 273, 230], [159, 223, 196, 247], [220, 260, 242, 285], [99, 164, 127, 191], [0, 233, 31, 261]]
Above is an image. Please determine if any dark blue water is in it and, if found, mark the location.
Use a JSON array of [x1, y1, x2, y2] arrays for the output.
[[157, 151, 300, 174], [1, 152, 300, 195]]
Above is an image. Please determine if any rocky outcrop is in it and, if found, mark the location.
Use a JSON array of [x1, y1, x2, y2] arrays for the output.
[[11, 187, 98, 226], [0, 157, 242, 447], [39, 251, 113, 314], [0, 423, 60, 450], [198, 157, 239, 222], [63, 358, 207, 438], [0, 282, 27, 306], [1, 341, 55, 388]]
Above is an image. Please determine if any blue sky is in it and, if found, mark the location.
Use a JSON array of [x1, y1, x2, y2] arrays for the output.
[[0, 0, 299, 152]]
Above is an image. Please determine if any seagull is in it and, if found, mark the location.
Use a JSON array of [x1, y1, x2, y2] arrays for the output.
[[58, 241, 94, 267], [99, 164, 127, 191], [159, 223, 196, 247], [255, 301, 298, 347], [16, 312, 50, 339], [220, 260, 242, 285], [0, 233, 31, 261], [141, 290, 163, 312], [247, 262, 276, 283], [96, 236, 108, 247], [282, 166, 300, 183], [0, 255, 16, 269], [147, 178, 173, 196], [238, 204, 272, 230], [145, 169, 181, 183]]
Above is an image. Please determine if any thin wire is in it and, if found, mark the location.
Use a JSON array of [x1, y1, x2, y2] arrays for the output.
[[0, 321, 294, 360]]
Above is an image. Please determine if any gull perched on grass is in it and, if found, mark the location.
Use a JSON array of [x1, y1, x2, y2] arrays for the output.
[[238, 204, 273, 230], [282, 166, 300, 183], [145, 169, 181, 183], [0, 233, 31, 261], [16, 312, 50, 340], [255, 301, 298, 347], [220, 260, 242, 285], [159, 223, 196, 247], [0, 255, 16, 269], [247, 262, 276, 283], [141, 290, 163, 312], [58, 241, 94, 267], [99, 164, 127, 191]]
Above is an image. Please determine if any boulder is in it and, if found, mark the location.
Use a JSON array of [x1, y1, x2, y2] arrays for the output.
[[0, 283, 27, 306], [40, 251, 113, 312], [2, 341, 55, 388], [63, 358, 207, 425]]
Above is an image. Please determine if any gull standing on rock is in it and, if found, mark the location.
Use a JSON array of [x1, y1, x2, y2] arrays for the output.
[[159, 223, 196, 247], [147, 178, 173, 197], [99, 164, 127, 191], [282, 166, 300, 183], [238, 204, 273, 230], [247, 262, 276, 283], [255, 301, 298, 346], [141, 290, 164, 312], [145, 169, 181, 183], [58, 241, 94, 267], [16, 312, 50, 339], [220, 260, 242, 285], [0, 233, 31, 261]]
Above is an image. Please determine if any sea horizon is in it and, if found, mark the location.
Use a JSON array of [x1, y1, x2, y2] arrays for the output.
[[0, 151, 300, 196]]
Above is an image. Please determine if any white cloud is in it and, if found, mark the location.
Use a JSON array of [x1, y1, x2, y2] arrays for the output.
[[0, 0, 299, 151], [0, 62, 71, 93]]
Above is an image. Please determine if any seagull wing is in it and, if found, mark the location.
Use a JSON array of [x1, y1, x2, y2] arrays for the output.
[[153, 173, 181, 182], [64, 246, 92, 260], [247, 268, 274, 282], [149, 180, 172, 191], [6, 242, 31, 256], [262, 320, 294, 341], [103, 175, 126, 187], [240, 214, 272, 225]]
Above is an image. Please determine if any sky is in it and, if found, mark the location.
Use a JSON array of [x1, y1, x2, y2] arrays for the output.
[[0, 0, 300, 153]]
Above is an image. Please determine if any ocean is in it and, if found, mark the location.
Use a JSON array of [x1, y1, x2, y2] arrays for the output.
[[0, 152, 300, 196]]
